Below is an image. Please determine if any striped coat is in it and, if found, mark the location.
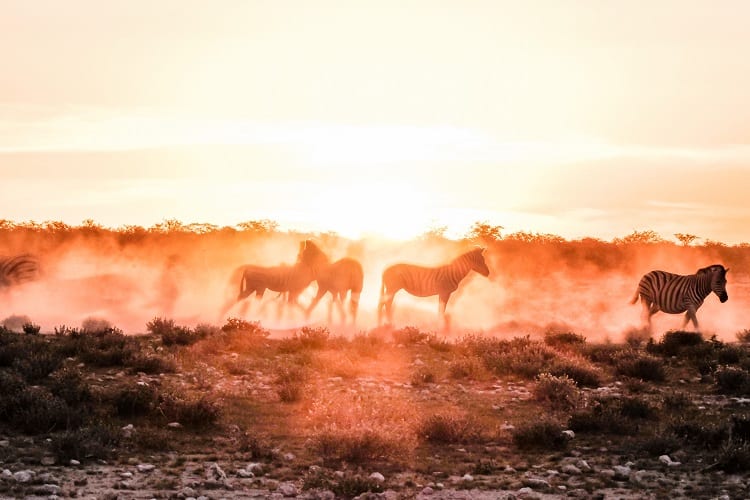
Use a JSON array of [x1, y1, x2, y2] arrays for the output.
[[631, 264, 729, 332]]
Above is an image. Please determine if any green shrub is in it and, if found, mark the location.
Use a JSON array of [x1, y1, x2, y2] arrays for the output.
[[715, 439, 750, 473], [667, 413, 729, 450], [410, 366, 437, 386], [313, 428, 408, 464], [548, 359, 601, 388], [649, 330, 704, 357], [22, 322, 41, 335], [221, 318, 268, 337], [128, 354, 177, 374], [737, 329, 750, 344], [49, 366, 92, 405], [274, 364, 308, 403], [448, 356, 487, 380]]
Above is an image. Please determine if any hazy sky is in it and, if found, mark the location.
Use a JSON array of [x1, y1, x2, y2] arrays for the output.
[[2, 1, 749, 241]]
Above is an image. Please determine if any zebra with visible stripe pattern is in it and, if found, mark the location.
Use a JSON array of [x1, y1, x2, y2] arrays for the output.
[[631, 264, 729, 332], [218, 240, 324, 321], [0, 254, 40, 289], [378, 247, 490, 330]]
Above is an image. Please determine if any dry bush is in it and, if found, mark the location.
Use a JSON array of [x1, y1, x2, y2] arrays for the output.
[[306, 389, 417, 464], [547, 356, 602, 388], [737, 329, 750, 344], [410, 365, 438, 387], [112, 382, 160, 417], [715, 366, 750, 395], [533, 373, 580, 411], [1, 314, 33, 333], [158, 393, 222, 428], [648, 330, 705, 357], [392, 326, 432, 345], [417, 412, 495, 444], [543, 330, 586, 350], [448, 356, 490, 381], [274, 364, 309, 403], [614, 351, 666, 382], [511, 417, 568, 450], [51, 423, 120, 462]]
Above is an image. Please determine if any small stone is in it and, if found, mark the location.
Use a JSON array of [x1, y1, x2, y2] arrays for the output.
[[167, 422, 182, 428], [613, 465, 631, 480], [0, 440, 9, 447], [369, 472, 385, 482], [562, 430, 575, 439], [279, 482, 298, 497], [41, 456, 56, 465], [462, 473, 474, 482], [283, 452, 295, 461], [421, 486, 434, 495], [136, 464, 156, 473], [120, 472, 134, 478], [69, 459, 81, 466], [13, 470, 34, 483], [561, 464, 582, 475]]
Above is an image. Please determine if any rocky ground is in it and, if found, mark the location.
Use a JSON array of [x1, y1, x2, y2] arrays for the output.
[[1, 325, 750, 499]]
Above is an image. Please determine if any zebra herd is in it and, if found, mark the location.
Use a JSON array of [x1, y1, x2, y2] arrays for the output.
[[220, 240, 731, 333], [0, 245, 732, 334]]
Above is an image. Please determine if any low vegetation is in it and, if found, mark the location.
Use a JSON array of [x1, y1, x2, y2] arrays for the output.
[[1, 319, 750, 498]]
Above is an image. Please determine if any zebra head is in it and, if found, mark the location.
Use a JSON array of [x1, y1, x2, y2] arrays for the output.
[[297, 239, 329, 275], [699, 264, 729, 303], [470, 247, 491, 277]]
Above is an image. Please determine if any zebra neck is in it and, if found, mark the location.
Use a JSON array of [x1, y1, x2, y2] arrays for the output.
[[695, 274, 712, 298]]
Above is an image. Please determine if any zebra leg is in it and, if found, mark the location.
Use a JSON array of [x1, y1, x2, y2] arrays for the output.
[[349, 291, 360, 326], [306, 290, 326, 320], [334, 292, 346, 325], [439, 293, 451, 332], [683, 306, 699, 331]]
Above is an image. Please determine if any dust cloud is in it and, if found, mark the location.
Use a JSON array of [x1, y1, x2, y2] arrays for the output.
[[1, 227, 748, 342]]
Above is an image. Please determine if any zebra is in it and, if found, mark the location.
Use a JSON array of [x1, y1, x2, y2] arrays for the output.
[[219, 240, 324, 321], [0, 254, 40, 289], [378, 247, 490, 330], [631, 264, 729, 332], [305, 257, 364, 326]]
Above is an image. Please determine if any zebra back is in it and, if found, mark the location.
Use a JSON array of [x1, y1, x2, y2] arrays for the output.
[[0, 254, 40, 288]]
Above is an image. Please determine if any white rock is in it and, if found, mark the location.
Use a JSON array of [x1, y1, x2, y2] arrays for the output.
[[421, 486, 434, 495], [207, 462, 226, 480], [1, 469, 12, 480], [369, 472, 385, 482], [237, 469, 254, 478], [247, 462, 263, 474], [279, 482, 297, 497], [658, 455, 681, 466], [120, 472, 134, 478], [69, 459, 81, 466], [561, 464, 582, 475], [462, 473, 474, 482], [136, 464, 155, 473], [562, 430, 575, 439], [13, 470, 34, 483], [0, 441, 9, 447], [283, 452, 296, 461], [576, 459, 591, 471], [613, 465, 631, 479], [121, 424, 135, 438], [167, 422, 182, 428]]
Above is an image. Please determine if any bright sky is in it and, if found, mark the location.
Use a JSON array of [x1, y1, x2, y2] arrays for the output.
[[2, 1, 750, 242]]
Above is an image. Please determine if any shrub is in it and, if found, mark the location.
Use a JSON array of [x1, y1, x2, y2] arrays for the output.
[[221, 318, 268, 338], [614, 352, 665, 382], [12, 386, 81, 434], [12, 346, 65, 382], [128, 354, 177, 374], [51, 423, 120, 462], [568, 398, 637, 435], [417, 413, 490, 444], [715, 366, 750, 395], [392, 326, 431, 345], [22, 322, 41, 335], [2, 314, 33, 332], [533, 373, 580, 411], [146, 317, 176, 336], [667, 413, 729, 450], [275, 364, 308, 403], [314, 429, 403, 463], [159, 394, 221, 428], [113, 383, 160, 417], [737, 329, 750, 344], [649, 330, 705, 357], [717, 345, 744, 365], [49, 366, 92, 405], [544, 331, 586, 349], [81, 317, 119, 334], [715, 439, 750, 473], [448, 356, 488, 380], [297, 326, 330, 349], [619, 396, 657, 419], [511, 418, 568, 450], [548, 359, 601, 388]]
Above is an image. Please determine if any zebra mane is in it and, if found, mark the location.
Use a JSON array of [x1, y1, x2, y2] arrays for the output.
[[299, 239, 330, 266], [697, 264, 726, 275]]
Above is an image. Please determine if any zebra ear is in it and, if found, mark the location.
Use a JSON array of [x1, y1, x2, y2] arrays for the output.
[[726, 268, 730, 273]]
